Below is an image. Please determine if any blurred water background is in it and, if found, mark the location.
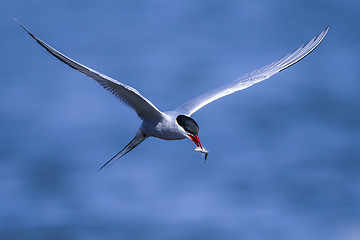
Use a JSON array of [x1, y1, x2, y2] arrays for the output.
[[1, 0, 360, 239]]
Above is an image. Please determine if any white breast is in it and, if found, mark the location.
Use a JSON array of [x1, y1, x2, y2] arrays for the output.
[[140, 112, 186, 140]]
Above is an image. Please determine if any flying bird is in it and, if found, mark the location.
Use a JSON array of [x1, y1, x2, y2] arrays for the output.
[[20, 23, 329, 169]]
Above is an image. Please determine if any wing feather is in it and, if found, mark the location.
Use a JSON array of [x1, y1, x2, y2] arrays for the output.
[[175, 26, 329, 116], [20, 23, 163, 120]]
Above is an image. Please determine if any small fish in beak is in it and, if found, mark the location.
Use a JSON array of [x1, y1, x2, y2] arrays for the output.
[[187, 134, 208, 162], [194, 147, 208, 162]]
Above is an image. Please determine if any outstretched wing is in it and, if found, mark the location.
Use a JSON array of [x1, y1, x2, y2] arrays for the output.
[[20, 23, 163, 120], [175, 26, 329, 116]]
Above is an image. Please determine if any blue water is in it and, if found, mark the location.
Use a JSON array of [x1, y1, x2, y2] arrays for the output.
[[1, 0, 360, 239]]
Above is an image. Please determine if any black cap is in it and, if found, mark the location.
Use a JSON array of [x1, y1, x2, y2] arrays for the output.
[[176, 115, 199, 136]]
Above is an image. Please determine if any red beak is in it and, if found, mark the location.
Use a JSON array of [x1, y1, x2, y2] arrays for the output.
[[187, 134, 203, 149]]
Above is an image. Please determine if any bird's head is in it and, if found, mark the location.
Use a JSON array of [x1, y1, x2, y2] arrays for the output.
[[176, 115, 204, 149]]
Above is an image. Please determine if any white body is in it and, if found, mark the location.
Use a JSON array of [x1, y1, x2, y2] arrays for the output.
[[140, 111, 187, 140]]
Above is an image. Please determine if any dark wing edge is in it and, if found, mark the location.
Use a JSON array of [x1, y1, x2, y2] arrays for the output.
[[19, 22, 163, 120]]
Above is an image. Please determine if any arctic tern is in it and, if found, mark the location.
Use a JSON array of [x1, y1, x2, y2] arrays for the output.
[[20, 23, 329, 169]]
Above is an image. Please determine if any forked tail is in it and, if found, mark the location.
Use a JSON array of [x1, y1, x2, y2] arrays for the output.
[[99, 130, 147, 170]]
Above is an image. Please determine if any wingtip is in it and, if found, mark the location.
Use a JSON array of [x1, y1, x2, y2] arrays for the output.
[[318, 26, 330, 44], [324, 25, 330, 34], [319, 25, 330, 39], [16, 20, 31, 35], [14, 18, 23, 27]]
